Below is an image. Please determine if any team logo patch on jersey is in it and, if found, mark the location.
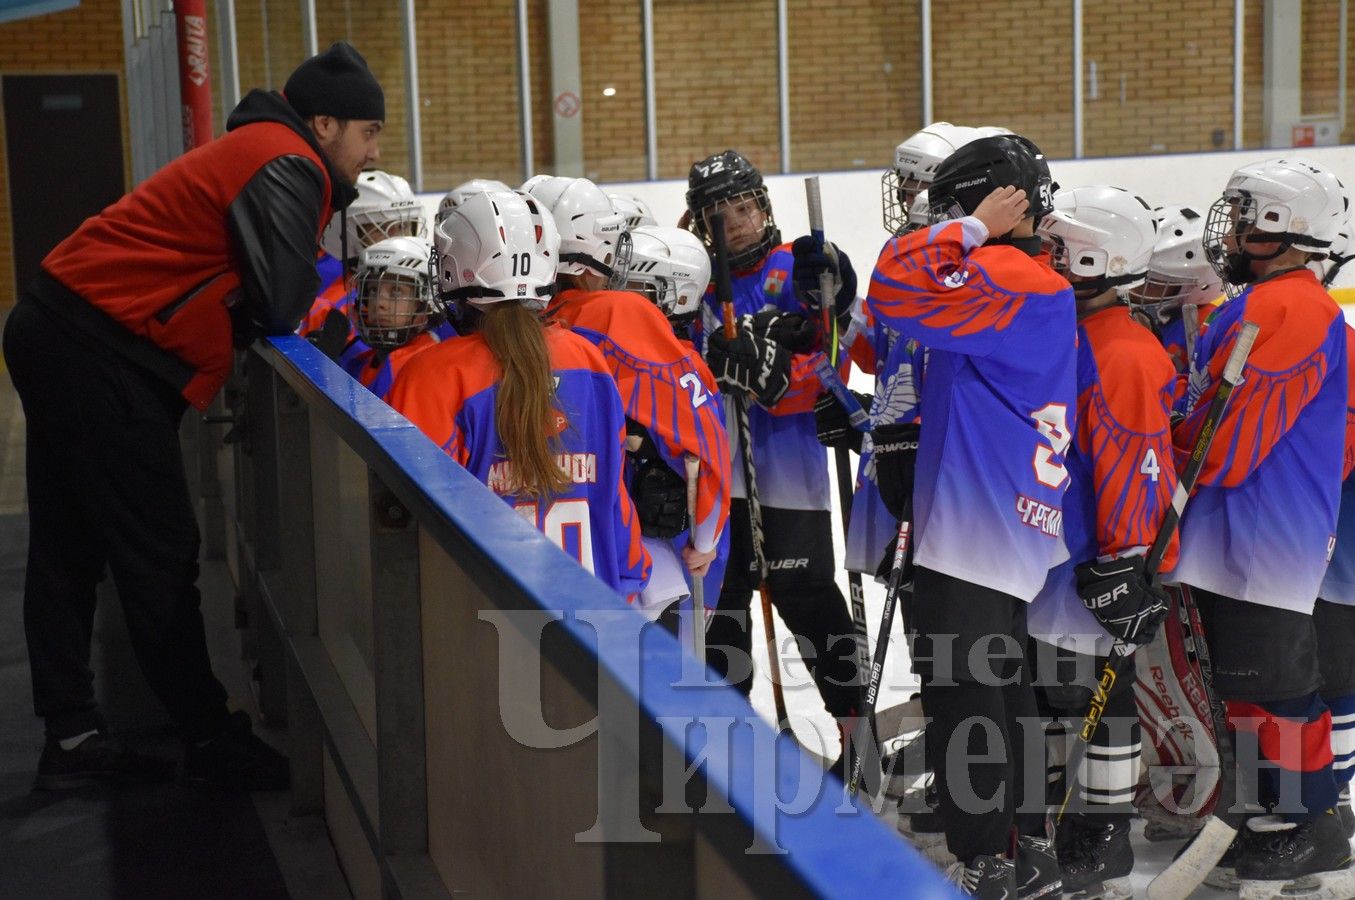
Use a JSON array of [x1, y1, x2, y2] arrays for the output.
[[763, 270, 787, 295], [942, 268, 970, 288]]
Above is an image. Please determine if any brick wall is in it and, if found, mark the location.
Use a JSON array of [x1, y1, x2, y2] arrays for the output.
[[652, 0, 781, 180], [932, 0, 1075, 159], [787, 0, 921, 173], [1082, 1, 1235, 157], [0, 0, 127, 306], [579, 0, 645, 182]]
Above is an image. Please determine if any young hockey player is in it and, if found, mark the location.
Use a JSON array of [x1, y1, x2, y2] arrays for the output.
[[526, 176, 730, 625], [345, 235, 456, 401], [1125, 206, 1223, 374], [387, 190, 650, 598], [1175, 158, 1351, 899], [623, 224, 733, 608], [300, 166, 422, 357], [868, 134, 1072, 897], [685, 149, 861, 758], [1029, 185, 1178, 900]]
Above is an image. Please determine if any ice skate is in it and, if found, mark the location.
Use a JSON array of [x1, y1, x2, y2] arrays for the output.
[[1236, 808, 1355, 900], [1013, 835, 1061, 899], [945, 855, 1019, 898], [1056, 816, 1133, 900]]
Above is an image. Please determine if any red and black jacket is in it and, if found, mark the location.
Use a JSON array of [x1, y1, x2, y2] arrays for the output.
[[32, 90, 357, 409]]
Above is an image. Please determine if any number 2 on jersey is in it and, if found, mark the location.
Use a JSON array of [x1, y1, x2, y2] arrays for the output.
[[678, 372, 709, 408], [515, 498, 594, 573], [1030, 403, 1071, 489]]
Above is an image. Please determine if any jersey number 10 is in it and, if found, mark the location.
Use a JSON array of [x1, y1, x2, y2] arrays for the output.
[[514, 498, 594, 574]]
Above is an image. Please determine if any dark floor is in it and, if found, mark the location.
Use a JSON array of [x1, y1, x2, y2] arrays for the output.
[[0, 369, 348, 898]]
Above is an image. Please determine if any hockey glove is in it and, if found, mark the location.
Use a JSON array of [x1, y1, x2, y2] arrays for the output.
[[792, 235, 857, 334], [870, 421, 920, 521], [815, 389, 871, 453], [630, 457, 688, 539], [306, 308, 352, 362], [745, 309, 819, 353], [1074, 556, 1170, 646], [706, 327, 792, 407]]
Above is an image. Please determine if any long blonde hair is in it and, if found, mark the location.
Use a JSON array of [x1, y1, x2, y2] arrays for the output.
[[479, 303, 570, 497]]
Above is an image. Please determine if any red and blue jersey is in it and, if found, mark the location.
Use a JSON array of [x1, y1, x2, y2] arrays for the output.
[[696, 242, 847, 512], [548, 288, 731, 612], [387, 324, 651, 598], [868, 217, 1077, 601], [1172, 269, 1347, 613], [298, 252, 355, 339], [1030, 305, 1180, 654], [846, 322, 925, 575], [1318, 324, 1355, 606]]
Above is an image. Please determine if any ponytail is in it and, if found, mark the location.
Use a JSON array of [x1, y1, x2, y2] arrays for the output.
[[479, 303, 570, 497]]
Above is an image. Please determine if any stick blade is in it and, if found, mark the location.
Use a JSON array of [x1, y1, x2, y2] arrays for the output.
[[1146, 815, 1237, 900]]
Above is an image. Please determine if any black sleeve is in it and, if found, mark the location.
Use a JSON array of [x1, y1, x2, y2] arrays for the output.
[[227, 154, 327, 338]]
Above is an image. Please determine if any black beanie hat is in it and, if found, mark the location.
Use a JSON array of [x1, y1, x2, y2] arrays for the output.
[[284, 42, 384, 121]]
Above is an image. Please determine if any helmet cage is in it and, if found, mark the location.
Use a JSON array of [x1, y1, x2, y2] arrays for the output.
[[695, 187, 778, 271], [348, 204, 426, 254], [881, 169, 929, 235], [353, 263, 436, 350]]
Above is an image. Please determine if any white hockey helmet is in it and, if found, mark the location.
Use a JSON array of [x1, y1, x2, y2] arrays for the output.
[[436, 178, 511, 224], [321, 169, 425, 261], [1204, 158, 1350, 292], [525, 175, 632, 287], [1313, 224, 1352, 287], [352, 236, 438, 350], [431, 190, 560, 314], [1127, 206, 1223, 323], [974, 124, 1015, 139], [624, 226, 711, 327], [607, 191, 658, 230], [882, 122, 981, 234], [1038, 185, 1157, 300], [906, 188, 932, 231]]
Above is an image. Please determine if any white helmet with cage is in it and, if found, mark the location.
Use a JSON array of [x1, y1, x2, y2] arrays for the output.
[[437, 178, 511, 224], [882, 122, 981, 234], [431, 190, 560, 314], [321, 169, 425, 261], [623, 226, 711, 327], [608, 191, 658, 230], [1038, 185, 1157, 300], [1204, 158, 1350, 292], [1127, 206, 1222, 323], [351, 236, 438, 350], [525, 176, 632, 286]]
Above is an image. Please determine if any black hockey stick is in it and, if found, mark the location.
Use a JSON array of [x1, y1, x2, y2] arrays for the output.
[[711, 211, 791, 733], [805, 177, 875, 738], [847, 499, 912, 797], [1055, 322, 1258, 889]]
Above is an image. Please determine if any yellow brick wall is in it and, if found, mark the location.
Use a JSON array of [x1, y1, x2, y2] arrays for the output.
[[579, 0, 645, 182], [787, 0, 921, 173], [0, 0, 127, 306], [1303, 0, 1339, 117], [1082, 1, 1235, 157], [932, 0, 1075, 159], [652, 0, 781, 180]]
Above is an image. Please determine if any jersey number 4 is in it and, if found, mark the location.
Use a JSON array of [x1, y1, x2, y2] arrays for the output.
[[515, 498, 594, 574], [1030, 403, 1071, 489]]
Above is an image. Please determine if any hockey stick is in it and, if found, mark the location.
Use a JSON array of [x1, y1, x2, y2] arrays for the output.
[[683, 454, 706, 661], [1057, 321, 1258, 829], [710, 211, 791, 733], [805, 177, 875, 737], [847, 501, 912, 797]]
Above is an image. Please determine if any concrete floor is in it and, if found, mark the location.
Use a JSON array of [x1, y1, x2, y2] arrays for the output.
[[0, 357, 349, 899]]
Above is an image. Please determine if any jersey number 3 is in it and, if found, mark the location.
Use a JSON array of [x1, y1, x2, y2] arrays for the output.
[[515, 499, 594, 574], [1030, 403, 1071, 489]]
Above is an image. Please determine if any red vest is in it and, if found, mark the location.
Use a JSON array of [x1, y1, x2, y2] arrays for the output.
[[41, 121, 334, 409]]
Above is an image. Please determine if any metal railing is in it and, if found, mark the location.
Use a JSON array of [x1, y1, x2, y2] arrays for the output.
[[208, 334, 954, 898]]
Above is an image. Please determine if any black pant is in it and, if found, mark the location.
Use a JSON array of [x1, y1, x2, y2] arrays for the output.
[[4, 296, 230, 742], [909, 566, 1044, 862], [705, 499, 859, 719]]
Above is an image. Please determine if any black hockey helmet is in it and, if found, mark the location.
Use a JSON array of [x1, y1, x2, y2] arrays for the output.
[[685, 149, 780, 270], [927, 135, 1054, 232]]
